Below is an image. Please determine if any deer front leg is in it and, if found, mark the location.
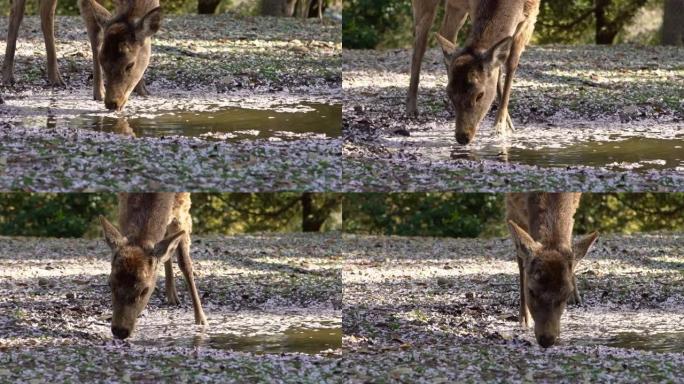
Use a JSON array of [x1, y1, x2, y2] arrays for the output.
[[2, 0, 27, 85], [134, 79, 150, 96], [164, 259, 180, 305], [493, 31, 528, 137], [40, 0, 64, 86], [406, 0, 440, 117], [517, 254, 531, 328], [176, 235, 207, 326]]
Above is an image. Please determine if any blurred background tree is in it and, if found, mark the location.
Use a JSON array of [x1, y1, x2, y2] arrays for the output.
[[344, 193, 684, 237], [343, 0, 668, 49], [0, 0, 341, 18], [0, 193, 341, 238]]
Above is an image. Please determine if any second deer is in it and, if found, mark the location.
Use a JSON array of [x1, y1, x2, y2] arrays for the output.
[[407, 0, 540, 145], [506, 193, 598, 348], [78, 0, 161, 111], [100, 192, 207, 339]]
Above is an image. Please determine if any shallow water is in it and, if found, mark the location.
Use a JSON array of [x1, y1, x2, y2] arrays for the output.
[[47, 103, 341, 141], [579, 332, 684, 353], [451, 137, 684, 171], [133, 326, 342, 354]]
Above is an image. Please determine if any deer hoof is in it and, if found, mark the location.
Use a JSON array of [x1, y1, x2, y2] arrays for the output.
[[49, 73, 65, 87], [494, 118, 515, 137]]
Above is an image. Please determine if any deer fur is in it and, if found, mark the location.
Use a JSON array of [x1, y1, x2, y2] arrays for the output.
[[100, 192, 207, 339], [2, 0, 64, 86], [506, 193, 598, 348], [407, 0, 540, 145], [78, 0, 160, 110]]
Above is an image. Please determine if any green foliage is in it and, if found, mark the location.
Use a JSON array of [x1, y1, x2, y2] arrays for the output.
[[342, 0, 662, 48], [0, 193, 341, 238], [344, 193, 684, 238], [343, 193, 504, 238], [342, 0, 413, 49], [0, 193, 116, 238]]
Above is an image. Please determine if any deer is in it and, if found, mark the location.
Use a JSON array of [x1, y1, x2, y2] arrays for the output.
[[2, 0, 64, 86], [506, 193, 598, 348], [78, 0, 161, 111], [100, 193, 207, 340], [406, 0, 540, 145]]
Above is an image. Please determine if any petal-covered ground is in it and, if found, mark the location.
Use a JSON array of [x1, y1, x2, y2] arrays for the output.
[[0, 233, 342, 382], [343, 46, 684, 191], [0, 14, 341, 191], [342, 233, 684, 383]]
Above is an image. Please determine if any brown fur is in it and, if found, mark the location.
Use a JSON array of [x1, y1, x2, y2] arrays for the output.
[[78, 0, 161, 110], [506, 193, 598, 348], [2, 0, 64, 86], [407, 0, 540, 145], [101, 193, 206, 339]]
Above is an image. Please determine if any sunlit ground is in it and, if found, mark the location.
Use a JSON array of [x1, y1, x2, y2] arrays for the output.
[[0, 233, 342, 382], [343, 233, 684, 382], [342, 46, 684, 192], [0, 14, 342, 191]]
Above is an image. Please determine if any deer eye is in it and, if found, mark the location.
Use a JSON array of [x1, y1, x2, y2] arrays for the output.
[[475, 92, 484, 102], [125, 62, 135, 72], [139, 287, 149, 298]]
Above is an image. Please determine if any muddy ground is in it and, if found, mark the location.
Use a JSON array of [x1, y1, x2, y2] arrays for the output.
[[0, 234, 342, 383], [343, 46, 684, 191], [0, 15, 341, 191], [343, 233, 684, 383]]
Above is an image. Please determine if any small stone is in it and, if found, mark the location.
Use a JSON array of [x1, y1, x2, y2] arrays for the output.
[[66, 292, 75, 300], [465, 292, 475, 300], [38, 277, 49, 287]]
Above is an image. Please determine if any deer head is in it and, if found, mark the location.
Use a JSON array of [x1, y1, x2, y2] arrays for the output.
[[88, 0, 161, 111], [436, 22, 526, 145], [100, 216, 183, 339], [508, 221, 598, 348]]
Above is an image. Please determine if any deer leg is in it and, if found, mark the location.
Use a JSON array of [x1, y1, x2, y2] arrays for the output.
[[176, 234, 207, 326], [438, 1, 468, 64], [134, 80, 150, 96], [517, 254, 531, 328], [79, 2, 105, 101], [39, 0, 64, 86], [164, 259, 180, 305], [493, 27, 530, 137], [406, 0, 440, 117], [2, 0, 27, 85], [317, 0, 322, 20]]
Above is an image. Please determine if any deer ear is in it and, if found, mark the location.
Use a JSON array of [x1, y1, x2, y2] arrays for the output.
[[436, 34, 457, 64], [136, 7, 162, 40], [484, 36, 512, 69], [80, 0, 112, 29], [100, 216, 127, 251], [573, 231, 598, 262], [508, 220, 542, 263], [151, 230, 184, 263]]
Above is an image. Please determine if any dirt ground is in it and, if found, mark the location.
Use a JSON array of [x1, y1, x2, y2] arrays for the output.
[[343, 46, 684, 191], [0, 234, 343, 383], [0, 14, 342, 191], [342, 233, 684, 383]]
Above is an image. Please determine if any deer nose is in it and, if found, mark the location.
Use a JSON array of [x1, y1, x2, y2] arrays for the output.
[[111, 326, 130, 339], [456, 132, 472, 145], [537, 334, 557, 348], [105, 100, 120, 111]]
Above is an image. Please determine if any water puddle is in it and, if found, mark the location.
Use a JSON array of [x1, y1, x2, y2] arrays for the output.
[[133, 326, 342, 355], [578, 332, 684, 353], [451, 137, 684, 171], [36, 103, 341, 141]]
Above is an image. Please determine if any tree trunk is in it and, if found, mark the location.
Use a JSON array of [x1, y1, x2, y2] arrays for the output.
[[302, 193, 321, 232], [594, 0, 615, 44], [261, 0, 297, 16], [662, 0, 684, 45], [197, 0, 222, 14]]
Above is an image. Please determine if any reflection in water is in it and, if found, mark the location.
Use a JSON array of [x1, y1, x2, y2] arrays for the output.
[[578, 332, 684, 353], [134, 327, 342, 355], [450, 137, 684, 171], [64, 103, 341, 141]]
